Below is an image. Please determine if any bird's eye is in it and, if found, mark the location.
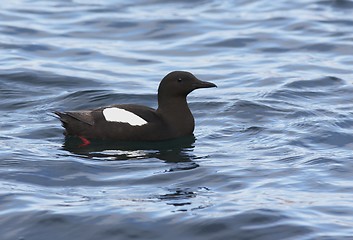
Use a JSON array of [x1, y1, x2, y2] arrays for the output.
[[178, 78, 182, 82]]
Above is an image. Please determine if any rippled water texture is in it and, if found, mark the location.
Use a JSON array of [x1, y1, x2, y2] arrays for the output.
[[1, 0, 353, 239]]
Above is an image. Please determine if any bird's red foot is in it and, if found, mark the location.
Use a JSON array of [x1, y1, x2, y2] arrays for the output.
[[78, 136, 91, 147]]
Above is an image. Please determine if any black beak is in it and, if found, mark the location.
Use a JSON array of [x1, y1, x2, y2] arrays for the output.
[[192, 79, 217, 89]]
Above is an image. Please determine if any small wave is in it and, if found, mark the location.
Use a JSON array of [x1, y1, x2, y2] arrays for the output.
[[226, 100, 289, 118], [317, 0, 353, 9], [284, 76, 344, 89], [206, 38, 257, 48]]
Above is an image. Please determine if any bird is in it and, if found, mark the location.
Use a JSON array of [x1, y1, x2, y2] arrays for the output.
[[55, 71, 216, 144]]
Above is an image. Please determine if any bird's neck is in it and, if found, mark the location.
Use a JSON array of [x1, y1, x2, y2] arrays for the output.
[[157, 94, 189, 111], [156, 95, 195, 136]]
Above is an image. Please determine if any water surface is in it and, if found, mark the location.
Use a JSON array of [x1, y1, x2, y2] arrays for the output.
[[1, 0, 353, 239]]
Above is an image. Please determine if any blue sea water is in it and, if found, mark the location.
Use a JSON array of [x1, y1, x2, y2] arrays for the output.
[[1, 0, 353, 239]]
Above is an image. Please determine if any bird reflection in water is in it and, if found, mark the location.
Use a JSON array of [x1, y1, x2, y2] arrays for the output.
[[61, 135, 198, 164]]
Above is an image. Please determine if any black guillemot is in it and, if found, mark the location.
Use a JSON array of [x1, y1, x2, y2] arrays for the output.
[[55, 71, 217, 143]]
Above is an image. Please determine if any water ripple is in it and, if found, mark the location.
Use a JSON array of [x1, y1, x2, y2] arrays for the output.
[[1, 0, 353, 239]]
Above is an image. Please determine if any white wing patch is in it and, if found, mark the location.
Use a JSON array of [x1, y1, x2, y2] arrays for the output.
[[102, 107, 148, 126]]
